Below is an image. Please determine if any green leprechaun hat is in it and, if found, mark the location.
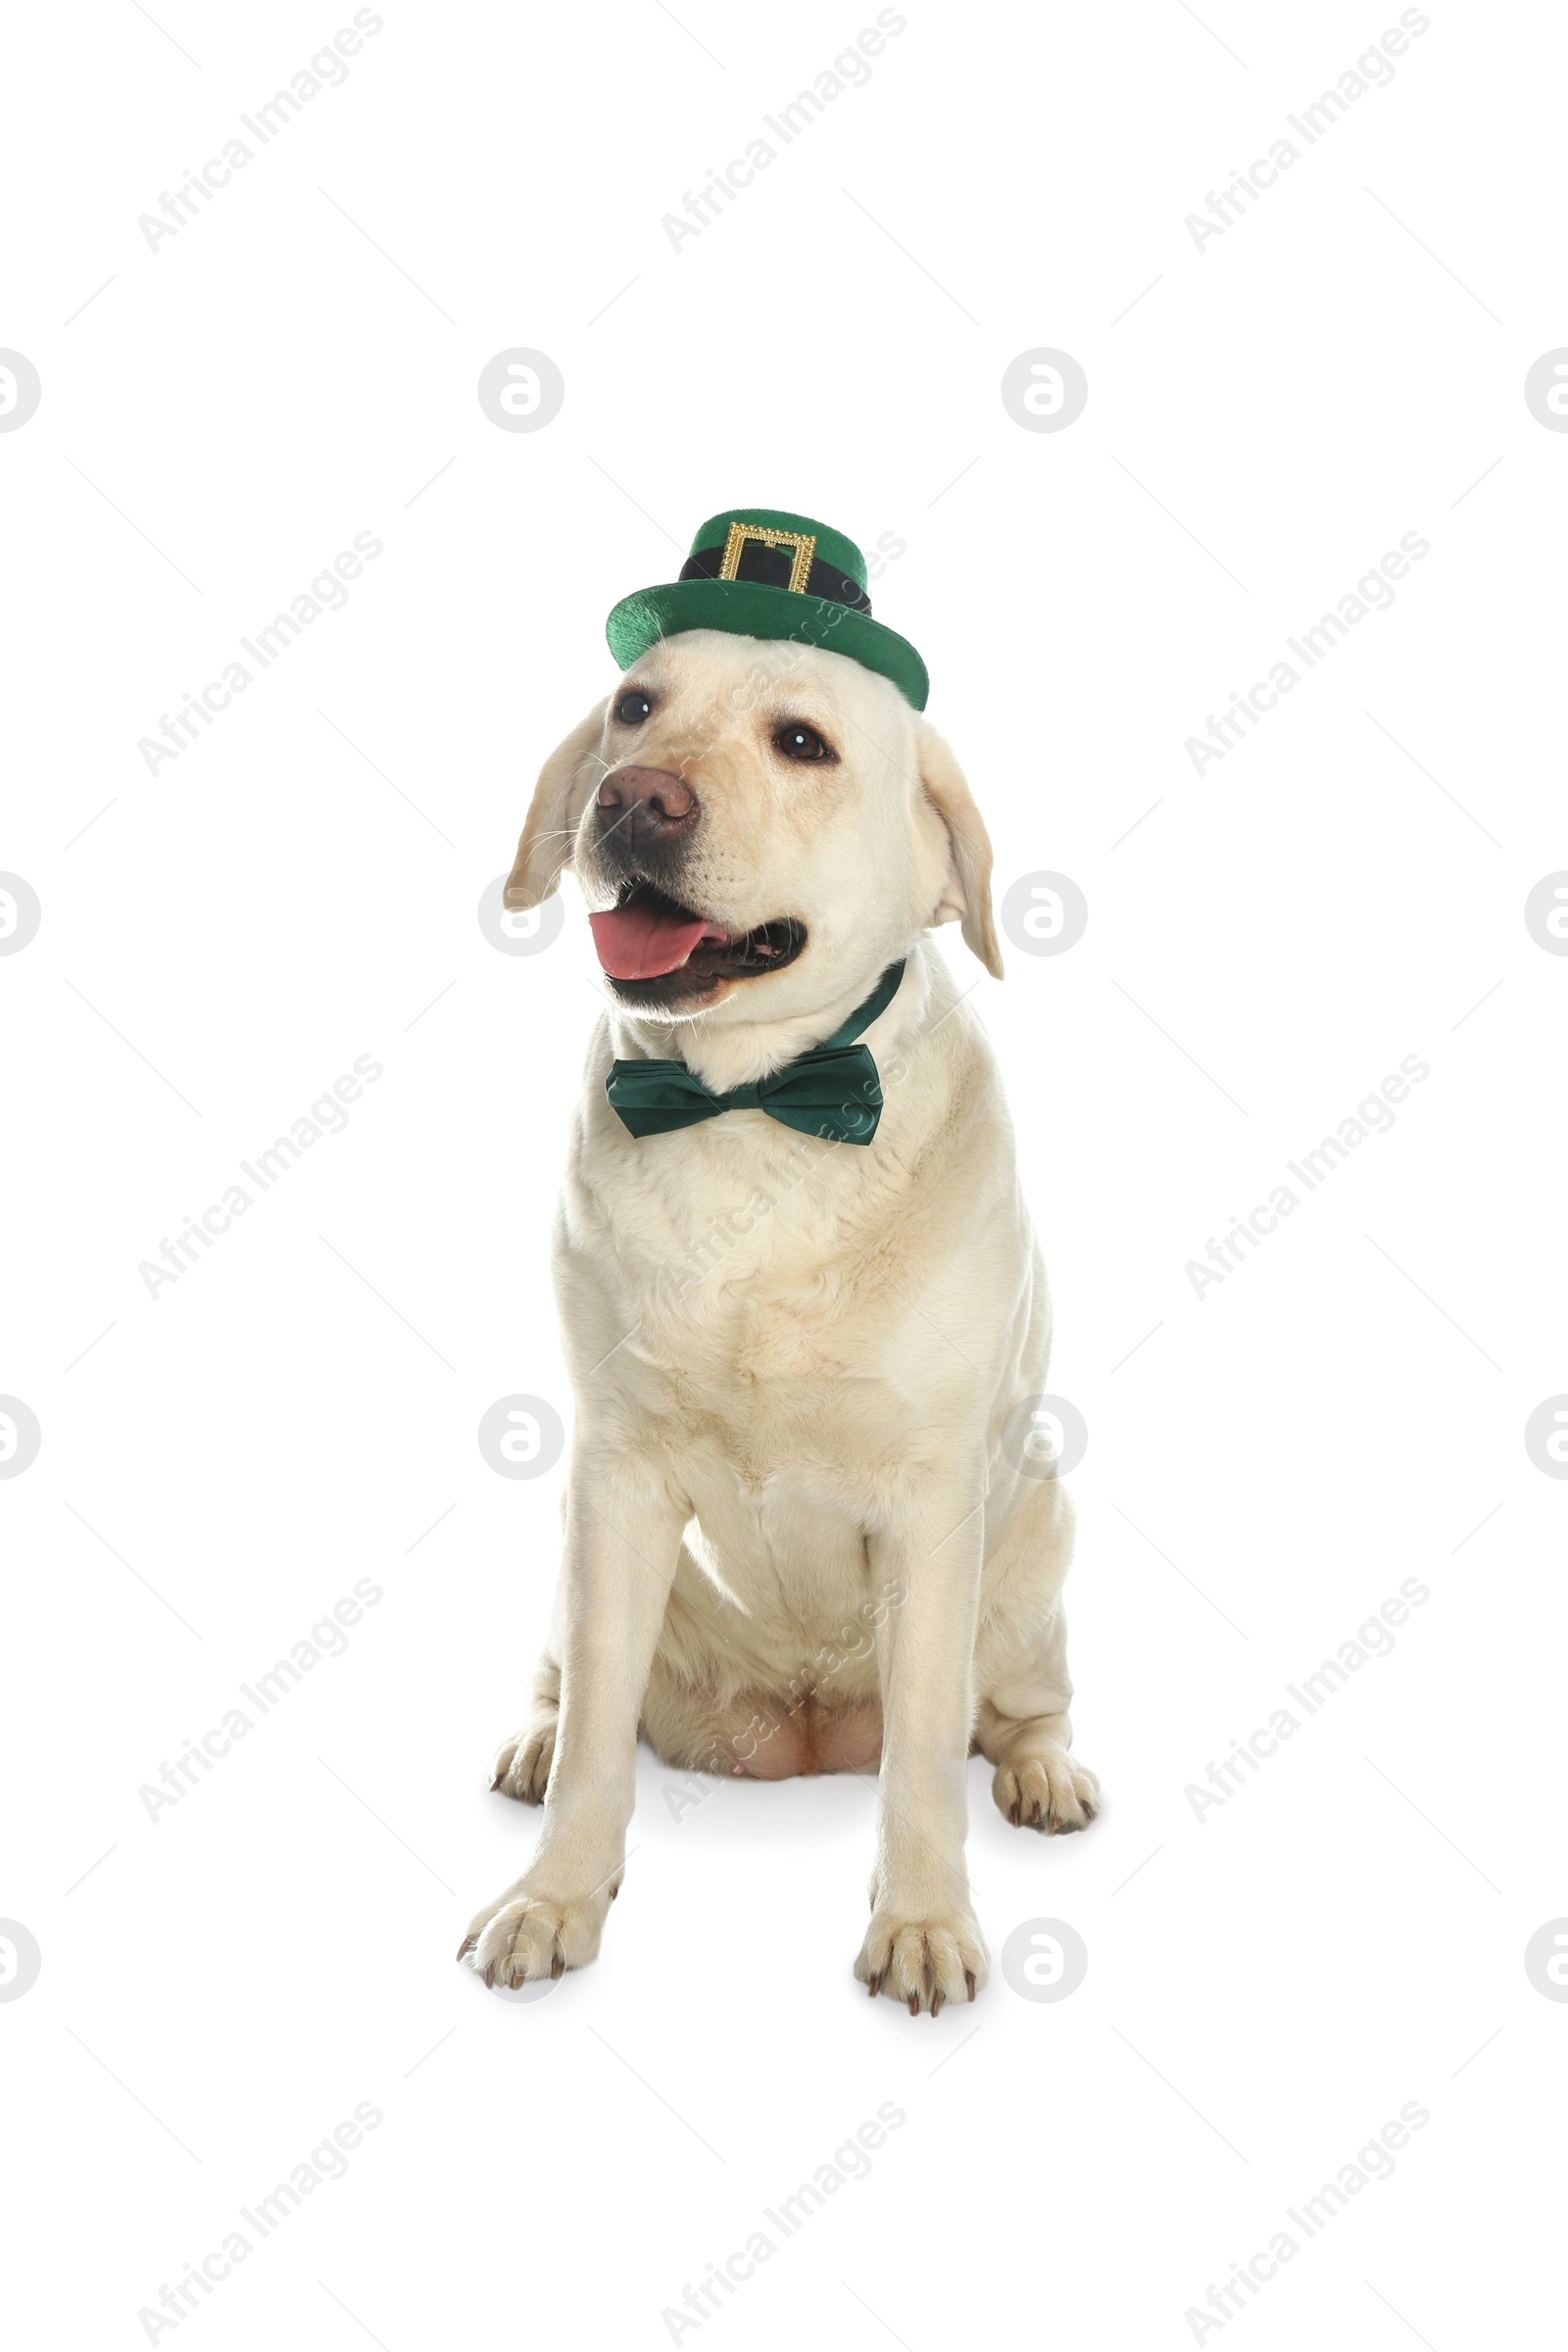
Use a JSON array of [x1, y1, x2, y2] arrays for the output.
[[605, 507, 929, 710]]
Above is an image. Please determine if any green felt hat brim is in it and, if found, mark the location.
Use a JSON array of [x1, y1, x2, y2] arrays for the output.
[[606, 577, 929, 711]]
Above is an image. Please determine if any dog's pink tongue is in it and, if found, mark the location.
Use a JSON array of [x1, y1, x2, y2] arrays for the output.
[[589, 902, 721, 980]]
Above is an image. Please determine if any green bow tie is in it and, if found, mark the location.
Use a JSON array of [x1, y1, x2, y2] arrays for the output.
[[605, 960, 906, 1146]]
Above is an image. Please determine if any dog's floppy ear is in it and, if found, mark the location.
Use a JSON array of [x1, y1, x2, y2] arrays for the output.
[[504, 700, 608, 910], [916, 718, 1004, 978]]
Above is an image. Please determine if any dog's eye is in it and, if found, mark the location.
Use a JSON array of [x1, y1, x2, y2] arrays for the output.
[[614, 689, 654, 725], [774, 721, 835, 763]]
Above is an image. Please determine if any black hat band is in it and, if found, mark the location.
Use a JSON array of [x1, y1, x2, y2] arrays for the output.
[[679, 539, 872, 614]]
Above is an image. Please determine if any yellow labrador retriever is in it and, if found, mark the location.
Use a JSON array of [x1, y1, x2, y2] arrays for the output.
[[461, 520, 1098, 2011]]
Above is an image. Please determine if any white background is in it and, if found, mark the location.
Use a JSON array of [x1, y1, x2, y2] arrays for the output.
[[4, 1, 1565, 2344]]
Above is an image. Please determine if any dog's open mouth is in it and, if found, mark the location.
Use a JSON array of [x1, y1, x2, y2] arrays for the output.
[[588, 881, 805, 994]]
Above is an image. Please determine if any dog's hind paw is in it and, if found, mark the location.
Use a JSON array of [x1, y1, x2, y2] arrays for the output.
[[489, 1715, 557, 1803], [992, 1746, 1100, 1834]]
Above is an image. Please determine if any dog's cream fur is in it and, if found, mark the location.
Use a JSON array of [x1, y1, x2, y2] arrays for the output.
[[461, 629, 1098, 2011]]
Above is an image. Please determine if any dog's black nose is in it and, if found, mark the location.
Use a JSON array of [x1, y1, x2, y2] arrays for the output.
[[597, 765, 698, 843]]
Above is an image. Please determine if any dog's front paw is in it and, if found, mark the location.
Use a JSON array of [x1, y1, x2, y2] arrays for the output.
[[856, 1909, 989, 2015], [457, 1875, 614, 1988], [993, 1746, 1101, 1834], [489, 1714, 557, 1804]]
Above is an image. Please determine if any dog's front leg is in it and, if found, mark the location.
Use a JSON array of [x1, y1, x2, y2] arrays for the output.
[[460, 1449, 684, 1988], [858, 1476, 990, 2013]]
